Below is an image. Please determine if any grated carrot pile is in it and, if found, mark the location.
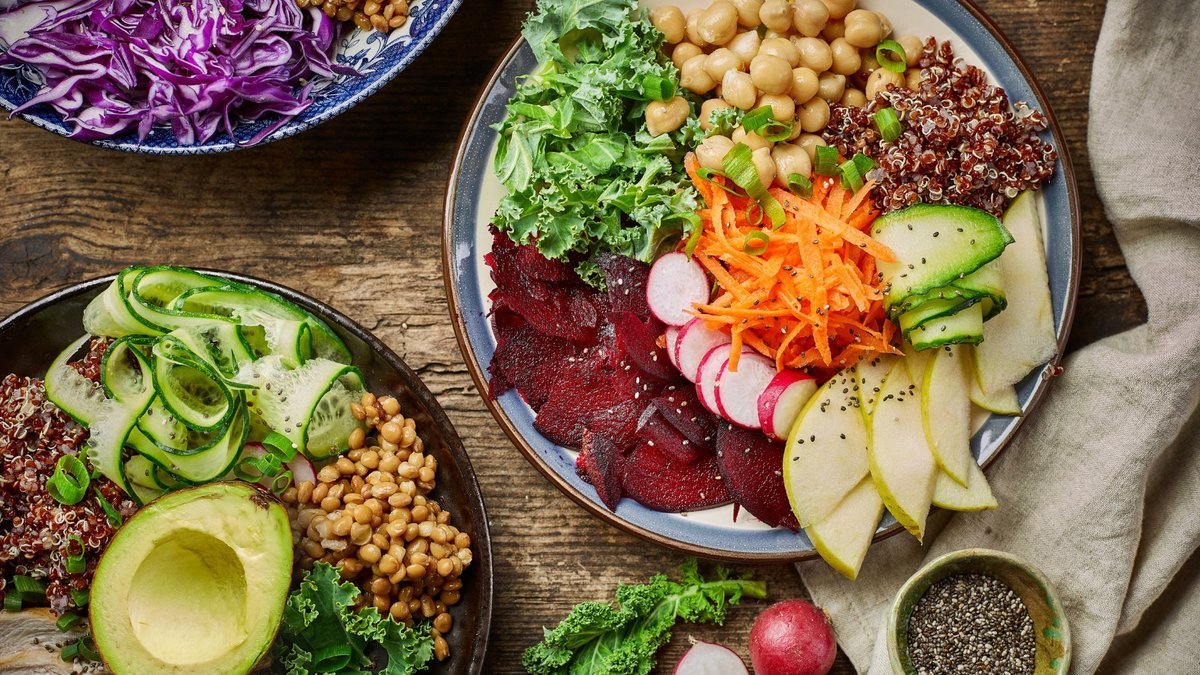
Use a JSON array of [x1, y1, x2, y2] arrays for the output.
[[685, 155, 902, 375]]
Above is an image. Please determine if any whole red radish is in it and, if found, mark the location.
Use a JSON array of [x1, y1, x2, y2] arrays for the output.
[[749, 600, 836, 675]]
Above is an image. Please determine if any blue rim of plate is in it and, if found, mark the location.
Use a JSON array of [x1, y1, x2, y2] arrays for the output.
[[0, 0, 462, 154], [443, 0, 1081, 562]]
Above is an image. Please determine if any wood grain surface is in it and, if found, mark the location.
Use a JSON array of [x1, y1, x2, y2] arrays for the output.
[[0, 0, 1143, 672]]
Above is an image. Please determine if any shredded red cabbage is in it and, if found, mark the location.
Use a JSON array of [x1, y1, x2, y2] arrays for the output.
[[0, 0, 358, 144]]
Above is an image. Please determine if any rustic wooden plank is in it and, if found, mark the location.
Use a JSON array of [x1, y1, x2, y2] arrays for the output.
[[0, 0, 1140, 672]]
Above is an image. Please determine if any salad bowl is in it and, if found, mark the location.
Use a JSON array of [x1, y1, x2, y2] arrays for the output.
[[444, 0, 1081, 562], [0, 270, 493, 673], [0, 0, 462, 154]]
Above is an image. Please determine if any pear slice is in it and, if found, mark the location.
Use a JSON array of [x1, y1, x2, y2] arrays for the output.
[[869, 363, 937, 541], [966, 346, 1021, 415], [903, 341, 932, 384], [854, 354, 900, 422], [806, 476, 885, 580], [921, 345, 972, 486], [975, 190, 1058, 393], [970, 405, 991, 436], [932, 458, 997, 511], [784, 370, 869, 528]]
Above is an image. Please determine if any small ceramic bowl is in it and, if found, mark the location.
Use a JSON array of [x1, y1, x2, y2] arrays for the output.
[[888, 549, 1070, 675]]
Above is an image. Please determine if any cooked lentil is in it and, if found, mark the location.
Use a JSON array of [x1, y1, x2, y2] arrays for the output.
[[907, 573, 1036, 675], [0, 339, 137, 616], [823, 39, 1057, 216], [286, 392, 471, 663]]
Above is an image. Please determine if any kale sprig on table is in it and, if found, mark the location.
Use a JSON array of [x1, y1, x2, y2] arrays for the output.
[[493, 0, 703, 287]]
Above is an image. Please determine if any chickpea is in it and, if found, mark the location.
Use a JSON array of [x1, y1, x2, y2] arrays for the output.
[[730, 0, 762, 27], [722, 70, 758, 110], [698, 1, 739, 45], [731, 127, 773, 153], [829, 38, 861, 75], [650, 5, 686, 44], [897, 35, 925, 67], [685, 10, 706, 46], [750, 146, 777, 189], [818, 0, 856, 20], [750, 54, 792, 95], [821, 19, 845, 41], [795, 37, 833, 73], [843, 9, 883, 48], [772, 143, 813, 184], [840, 87, 867, 107], [817, 72, 846, 102], [798, 96, 830, 132], [876, 12, 893, 40], [696, 135, 735, 171], [859, 50, 881, 78], [757, 93, 795, 123], [790, 67, 820, 104], [645, 96, 690, 136], [865, 67, 904, 99], [759, 37, 800, 67], [792, 0, 829, 37], [797, 134, 826, 162], [704, 48, 744, 82], [906, 68, 923, 91], [758, 0, 791, 32], [699, 98, 734, 131], [680, 55, 717, 94], [727, 30, 761, 65]]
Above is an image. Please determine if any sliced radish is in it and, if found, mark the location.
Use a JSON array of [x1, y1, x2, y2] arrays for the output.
[[714, 351, 776, 429], [696, 345, 732, 416], [757, 370, 818, 441], [646, 252, 710, 326], [243, 442, 316, 487], [664, 326, 682, 369], [676, 319, 732, 383], [673, 641, 749, 675]]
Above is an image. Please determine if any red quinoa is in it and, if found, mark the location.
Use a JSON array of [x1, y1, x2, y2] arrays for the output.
[[0, 339, 136, 615], [823, 39, 1057, 216]]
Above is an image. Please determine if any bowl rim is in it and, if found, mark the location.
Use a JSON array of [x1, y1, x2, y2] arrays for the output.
[[0, 268, 494, 673], [0, 0, 464, 155], [440, 0, 1082, 563], [886, 547, 1072, 675]]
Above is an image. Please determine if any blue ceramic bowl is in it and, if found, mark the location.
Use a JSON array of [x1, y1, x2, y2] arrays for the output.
[[443, 0, 1081, 562], [0, 0, 461, 154]]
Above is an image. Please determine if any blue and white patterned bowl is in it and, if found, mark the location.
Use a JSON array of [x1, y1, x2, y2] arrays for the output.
[[443, 0, 1081, 562], [0, 0, 461, 154]]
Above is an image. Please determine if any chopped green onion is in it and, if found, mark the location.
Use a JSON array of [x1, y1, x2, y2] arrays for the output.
[[696, 167, 751, 199], [741, 105, 793, 142], [743, 231, 771, 255], [641, 75, 677, 102], [93, 491, 123, 528], [4, 594, 21, 612], [813, 145, 840, 176], [839, 159, 864, 192], [787, 172, 813, 198], [56, 612, 83, 632], [66, 534, 87, 575], [310, 644, 353, 672], [722, 143, 786, 229], [13, 575, 46, 599], [876, 39, 907, 73], [70, 589, 89, 607], [270, 471, 294, 496], [263, 432, 297, 461], [874, 107, 902, 142], [46, 455, 89, 506], [852, 152, 875, 177], [61, 636, 98, 662]]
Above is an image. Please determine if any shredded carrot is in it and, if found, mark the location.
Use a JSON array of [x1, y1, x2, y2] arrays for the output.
[[683, 155, 901, 372]]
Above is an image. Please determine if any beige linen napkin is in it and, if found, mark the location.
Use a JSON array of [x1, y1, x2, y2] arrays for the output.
[[797, 1, 1200, 672]]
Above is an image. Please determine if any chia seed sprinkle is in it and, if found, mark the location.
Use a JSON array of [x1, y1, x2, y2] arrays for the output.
[[907, 573, 1036, 675]]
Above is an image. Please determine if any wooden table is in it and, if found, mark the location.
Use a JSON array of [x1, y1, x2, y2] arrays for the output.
[[0, 0, 1143, 671]]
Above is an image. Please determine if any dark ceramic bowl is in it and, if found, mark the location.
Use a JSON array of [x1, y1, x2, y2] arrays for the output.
[[0, 270, 492, 674], [442, 0, 1081, 562]]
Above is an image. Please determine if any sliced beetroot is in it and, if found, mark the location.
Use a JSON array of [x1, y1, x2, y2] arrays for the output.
[[623, 442, 733, 513], [533, 351, 659, 450], [595, 253, 652, 317], [610, 311, 677, 382], [637, 410, 702, 464], [716, 424, 800, 530], [652, 387, 718, 452], [489, 229, 601, 344], [580, 432, 624, 511], [646, 252, 710, 326], [488, 322, 579, 410]]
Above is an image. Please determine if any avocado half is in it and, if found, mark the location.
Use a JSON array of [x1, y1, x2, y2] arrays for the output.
[[90, 482, 293, 675]]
